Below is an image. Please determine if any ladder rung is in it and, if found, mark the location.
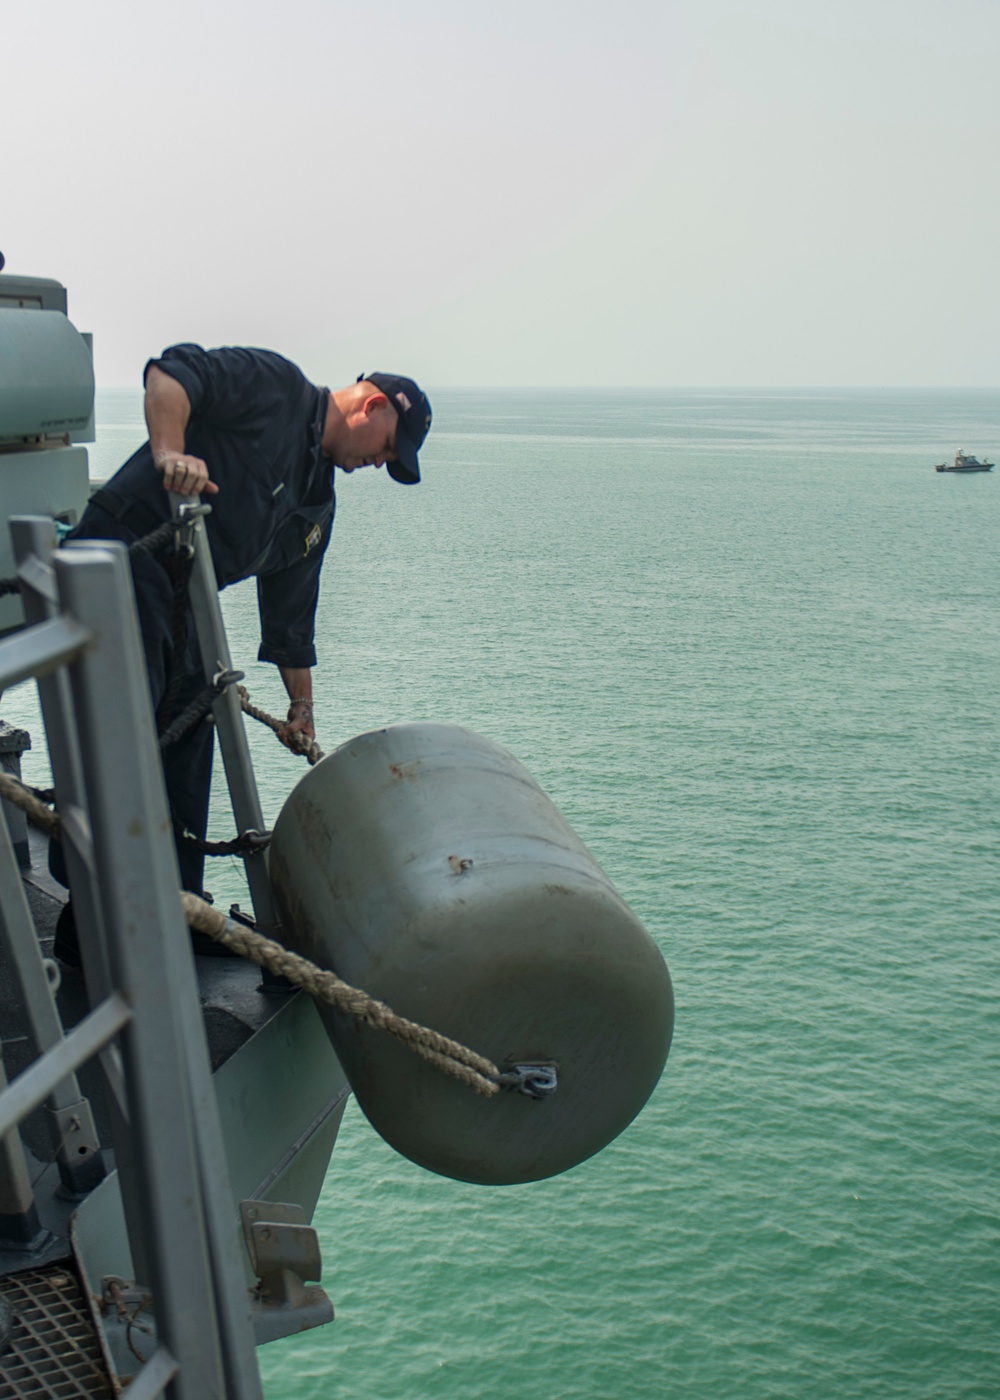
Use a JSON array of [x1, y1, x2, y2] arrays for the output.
[[0, 614, 92, 691], [0, 992, 131, 1139], [117, 1346, 179, 1400]]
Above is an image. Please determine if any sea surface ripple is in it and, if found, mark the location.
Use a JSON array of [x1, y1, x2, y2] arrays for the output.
[[7, 388, 998, 1398]]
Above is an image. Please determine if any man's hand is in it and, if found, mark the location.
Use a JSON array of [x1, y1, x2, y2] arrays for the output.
[[277, 699, 315, 752], [277, 668, 315, 751], [152, 448, 219, 497], [145, 364, 219, 496]]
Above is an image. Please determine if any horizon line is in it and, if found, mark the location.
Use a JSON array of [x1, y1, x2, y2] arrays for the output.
[[92, 383, 1000, 393]]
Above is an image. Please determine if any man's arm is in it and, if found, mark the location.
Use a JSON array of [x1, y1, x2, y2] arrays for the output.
[[145, 364, 218, 496], [276, 666, 315, 749]]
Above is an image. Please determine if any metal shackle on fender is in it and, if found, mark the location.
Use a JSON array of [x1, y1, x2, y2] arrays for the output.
[[269, 722, 674, 1185]]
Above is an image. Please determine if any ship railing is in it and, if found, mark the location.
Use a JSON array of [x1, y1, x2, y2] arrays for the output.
[[0, 518, 265, 1399]]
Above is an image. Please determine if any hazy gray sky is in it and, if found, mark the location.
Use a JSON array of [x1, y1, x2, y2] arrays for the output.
[[5, 0, 998, 386]]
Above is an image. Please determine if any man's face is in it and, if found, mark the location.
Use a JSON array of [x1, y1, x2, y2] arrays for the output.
[[337, 399, 398, 473]]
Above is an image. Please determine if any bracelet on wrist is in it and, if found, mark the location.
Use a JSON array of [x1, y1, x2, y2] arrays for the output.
[[287, 698, 313, 709]]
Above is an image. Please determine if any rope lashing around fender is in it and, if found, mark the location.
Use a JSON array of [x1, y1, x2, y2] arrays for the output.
[[0, 770, 556, 1099], [182, 893, 503, 1096], [182, 896, 558, 1099]]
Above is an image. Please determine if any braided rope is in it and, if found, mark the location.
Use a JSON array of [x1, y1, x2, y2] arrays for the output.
[[182, 893, 501, 1095], [0, 771, 59, 835], [237, 686, 326, 766], [127, 519, 177, 560], [157, 683, 218, 751]]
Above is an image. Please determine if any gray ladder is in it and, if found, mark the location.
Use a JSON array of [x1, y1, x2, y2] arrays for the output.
[[170, 496, 280, 942], [0, 521, 264, 1400]]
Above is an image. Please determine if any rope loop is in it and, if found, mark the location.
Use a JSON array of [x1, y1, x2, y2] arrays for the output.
[[156, 668, 245, 752], [494, 1065, 559, 1099]]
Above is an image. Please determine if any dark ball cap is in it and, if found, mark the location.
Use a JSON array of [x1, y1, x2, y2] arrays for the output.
[[362, 372, 432, 484]]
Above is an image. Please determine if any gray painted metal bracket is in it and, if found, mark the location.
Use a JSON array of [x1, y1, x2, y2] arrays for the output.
[[240, 1200, 333, 1345]]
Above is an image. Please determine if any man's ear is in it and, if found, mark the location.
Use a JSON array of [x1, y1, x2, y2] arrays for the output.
[[363, 391, 390, 417]]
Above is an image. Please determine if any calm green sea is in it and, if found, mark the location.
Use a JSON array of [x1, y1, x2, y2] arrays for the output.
[[9, 387, 1000, 1398]]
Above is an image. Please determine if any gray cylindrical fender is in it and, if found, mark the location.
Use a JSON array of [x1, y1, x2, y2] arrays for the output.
[[270, 722, 674, 1185]]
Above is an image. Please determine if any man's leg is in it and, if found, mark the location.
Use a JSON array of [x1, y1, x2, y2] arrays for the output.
[[51, 520, 214, 924], [48, 529, 174, 894], [160, 665, 215, 896]]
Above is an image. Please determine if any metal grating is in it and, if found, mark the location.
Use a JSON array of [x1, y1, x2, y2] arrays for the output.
[[0, 1265, 112, 1399]]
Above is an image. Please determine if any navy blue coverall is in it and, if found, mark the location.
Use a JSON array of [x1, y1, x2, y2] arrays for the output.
[[66, 344, 336, 892]]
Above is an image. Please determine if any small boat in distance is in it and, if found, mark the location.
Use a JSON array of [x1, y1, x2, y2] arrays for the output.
[[935, 450, 994, 472]]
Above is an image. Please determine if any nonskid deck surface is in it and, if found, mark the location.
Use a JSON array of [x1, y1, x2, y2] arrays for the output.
[[0, 1263, 113, 1399]]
